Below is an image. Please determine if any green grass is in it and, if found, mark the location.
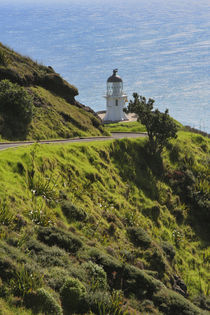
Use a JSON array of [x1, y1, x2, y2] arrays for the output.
[[0, 132, 209, 314], [104, 121, 146, 133]]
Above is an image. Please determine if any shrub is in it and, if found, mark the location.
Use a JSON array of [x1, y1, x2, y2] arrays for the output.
[[122, 264, 163, 299], [27, 238, 70, 268], [10, 266, 43, 297], [127, 227, 151, 248], [0, 49, 9, 66], [28, 205, 54, 227], [142, 205, 160, 222], [46, 267, 70, 291], [25, 288, 62, 314], [60, 277, 87, 313], [0, 255, 17, 281], [0, 199, 14, 226], [0, 79, 33, 139], [61, 200, 87, 222], [153, 288, 202, 315], [37, 226, 83, 253], [161, 241, 176, 261], [82, 261, 107, 290], [88, 248, 122, 288], [86, 289, 126, 315], [147, 248, 167, 277]]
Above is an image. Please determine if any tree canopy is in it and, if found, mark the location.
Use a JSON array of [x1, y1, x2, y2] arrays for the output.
[[125, 93, 178, 156]]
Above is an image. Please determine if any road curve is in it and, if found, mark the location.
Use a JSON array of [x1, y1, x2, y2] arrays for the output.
[[0, 132, 147, 151]]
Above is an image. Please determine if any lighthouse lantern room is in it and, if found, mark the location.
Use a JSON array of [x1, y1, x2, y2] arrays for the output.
[[103, 69, 128, 122]]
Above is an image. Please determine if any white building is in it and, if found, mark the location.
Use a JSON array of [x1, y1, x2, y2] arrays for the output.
[[103, 69, 128, 122]]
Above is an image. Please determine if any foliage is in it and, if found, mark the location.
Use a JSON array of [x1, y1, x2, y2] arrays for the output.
[[125, 93, 177, 155], [122, 264, 163, 299], [83, 261, 108, 290], [161, 241, 176, 261], [60, 277, 87, 313], [24, 288, 62, 315], [37, 226, 83, 253], [0, 80, 33, 139], [153, 288, 202, 315], [127, 226, 151, 248], [62, 200, 87, 222], [0, 199, 14, 226], [97, 290, 127, 315], [0, 49, 9, 66], [10, 266, 43, 297], [0, 256, 17, 281]]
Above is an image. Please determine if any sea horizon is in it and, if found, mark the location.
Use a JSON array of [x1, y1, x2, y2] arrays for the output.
[[0, 0, 209, 132]]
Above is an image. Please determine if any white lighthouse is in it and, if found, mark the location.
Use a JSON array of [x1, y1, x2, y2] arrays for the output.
[[103, 69, 128, 122]]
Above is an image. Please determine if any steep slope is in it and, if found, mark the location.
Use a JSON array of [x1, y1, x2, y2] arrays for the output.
[[0, 131, 209, 314], [0, 43, 106, 140]]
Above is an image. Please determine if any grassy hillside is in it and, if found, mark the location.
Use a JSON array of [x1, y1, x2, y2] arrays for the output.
[[0, 43, 107, 141], [0, 131, 209, 314]]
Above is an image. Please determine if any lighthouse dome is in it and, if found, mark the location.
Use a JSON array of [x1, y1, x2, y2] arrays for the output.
[[107, 69, 123, 83]]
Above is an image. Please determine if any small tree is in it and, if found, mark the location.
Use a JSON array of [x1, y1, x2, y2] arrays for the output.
[[0, 79, 33, 139], [125, 93, 177, 156]]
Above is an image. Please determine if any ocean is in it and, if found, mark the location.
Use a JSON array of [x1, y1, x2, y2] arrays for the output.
[[0, 0, 209, 132]]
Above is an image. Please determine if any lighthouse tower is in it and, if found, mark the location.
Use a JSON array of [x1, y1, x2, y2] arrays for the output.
[[103, 69, 128, 122]]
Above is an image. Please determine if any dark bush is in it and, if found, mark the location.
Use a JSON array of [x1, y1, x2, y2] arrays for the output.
[[161, 242, 176, 261], [61, 200, 87, 222], [24, 288, 62, 314], [27, 239, 70, 268], [0, 79, 33, 139], [142, 205, 160, 222], [153, 288, 202, 315], [122, 264, 163, 299], [88, 248, 122, 289], [0, 255, 17, 281], [60, 277, 87, 314], [127, 227, 151, 248], [37, 226, 82, 253], [173, 208, 184, 224], [82, 261, 107, 289], [147, 248, 167, 277], [46, 267, 70, 291]]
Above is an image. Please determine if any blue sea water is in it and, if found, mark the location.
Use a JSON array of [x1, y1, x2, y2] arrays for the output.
[[0, 0, 209, 132]]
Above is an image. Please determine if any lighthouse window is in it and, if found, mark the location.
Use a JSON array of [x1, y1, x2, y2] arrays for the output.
[[115, 100, 118, 106]]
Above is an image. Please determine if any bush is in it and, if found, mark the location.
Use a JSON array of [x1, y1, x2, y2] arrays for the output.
[[61, 200, 87, 222], [60, 277, 87, 314], [25, 288, 62, 314], [161, 241, 176, 261], [147, 248, 167, 277], [0, 49, 9, 66], [0, 256, 17, 281], [88, 248, 122, 288], [142, 205, 160, 222], [37, 226, 83, 253], [46, 267, 70, 291], [153, 288, 202, 315], [27, 238, 70, 268], [122, 264, 163, 299], [0, 79, 33, 139], [127, 227, 151, 248], [86, 289, 125, 315], [0, 199, 14, 226], [10, 266, 43, 297], [82, 261, 107, 290]]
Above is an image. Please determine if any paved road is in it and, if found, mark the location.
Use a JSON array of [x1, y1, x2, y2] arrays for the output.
[[0, 132, 147, 151]]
